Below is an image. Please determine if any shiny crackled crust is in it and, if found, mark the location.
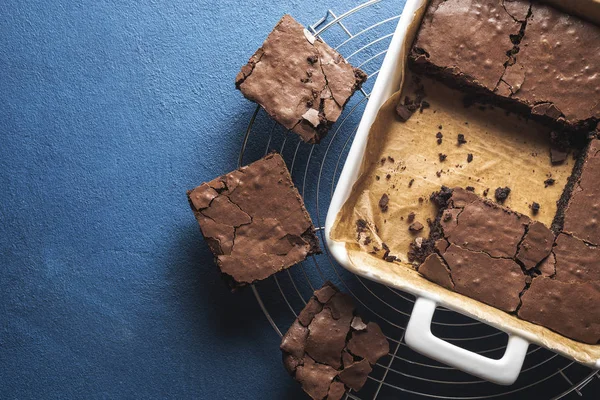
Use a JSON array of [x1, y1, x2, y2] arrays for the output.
[[417, 186, 600, 344], [409, 0, 600, 130], [280, 282, 389, 400], [236, 15, 367, 144], [187, 153, 320, 289]]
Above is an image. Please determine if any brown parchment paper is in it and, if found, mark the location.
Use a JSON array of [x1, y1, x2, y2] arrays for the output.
[[330, 0, 600, 366]]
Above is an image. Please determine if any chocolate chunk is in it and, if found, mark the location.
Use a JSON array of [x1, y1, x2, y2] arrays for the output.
[[409, 222, 424, 232], [378, 193, 389, 213], [396, 103, 415, 122], [438, 153, 447, 162], [281, 282, 389, 399], [407, 212, 416, 223], [544, 178, 555, 188], [467, 153, 473, 163], [236, 15, 367, 143], [494, 186, 511, 203], [457, 134, 467, 145], [516, 221, 554, 270], [519, 277, 600, 344], [465, 186, 475, 192], [187, 153, 320, 290], [531, 202, 540, 214]]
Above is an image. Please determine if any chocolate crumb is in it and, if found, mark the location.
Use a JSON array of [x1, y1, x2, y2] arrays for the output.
[[380, 158, 386, 165], [378, 194, 389, 213], [387, 156, 395, 163], [438, 125, 442, 130], [408, 179, 414, 188], [531, 202, 540, 214], [544, 178, 555, 188], [457, 134, 467, 145], [466, 186, 475, 192], [418, 197, 424, 203], [483, 188, 489, 197], [438, 153, 447, 162], [384, 255, 397, 262], [396, 103, 414, 122], [436, 132, 443, 139], [494, 187, 511, 203], [436, 171, 442, 177], [407, 212, 415, 223], [375, 175, 380, 181], [467, 153, 473, 163], [419, 100, 430, 113], [409, 222, 424, 232], [386, 174, 391, 180]]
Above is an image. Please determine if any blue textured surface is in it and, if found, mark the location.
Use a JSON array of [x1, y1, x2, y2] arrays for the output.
[[0, 0, 402, 399]]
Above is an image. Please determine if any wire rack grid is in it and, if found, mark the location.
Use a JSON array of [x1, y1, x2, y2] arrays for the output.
[[238, 0, 600, 398]]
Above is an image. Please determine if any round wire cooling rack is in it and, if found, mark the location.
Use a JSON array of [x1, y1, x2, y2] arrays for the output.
[[238, 0, 600, 398]]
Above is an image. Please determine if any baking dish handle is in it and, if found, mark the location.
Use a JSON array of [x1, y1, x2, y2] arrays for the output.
[[405, 297, 529, 385]]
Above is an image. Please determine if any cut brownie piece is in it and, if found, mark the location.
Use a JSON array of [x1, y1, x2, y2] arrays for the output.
[[562, 139, 600, 246], [187, 153, 320, 290], [553, 233, 600, 284], [280, 282, 389, 400], [519, 277, 600, 344], [410, 0, 528, 93], [499, 2, 600, 128], [410, 0, 600, 129], [236, 15, 367, 144], [417, 188, 554, 312]]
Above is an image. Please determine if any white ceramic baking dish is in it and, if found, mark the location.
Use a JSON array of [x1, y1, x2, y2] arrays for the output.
[[324, 0, 600, 386]]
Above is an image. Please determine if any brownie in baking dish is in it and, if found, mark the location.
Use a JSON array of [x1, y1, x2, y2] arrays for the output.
[[417, 188, 553, 313], [236, 15, 367, 144], [410, 0, 600, 130], [280, 282, 389, 400], [416, 186, 600, 343], [187, 153, 320, 290]]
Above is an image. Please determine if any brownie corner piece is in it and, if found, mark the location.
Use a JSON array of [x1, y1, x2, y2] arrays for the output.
[[187, 153, 320, 290], [235, 14, 367, 144], [280, 282, 389, 399]]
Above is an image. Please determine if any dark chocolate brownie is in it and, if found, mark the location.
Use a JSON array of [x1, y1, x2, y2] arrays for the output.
[[236, 15, 367, 144], [562, 139, 600, 246], [498, 2, 600, 129], [187, 153, 320, 290], [418, 188, 553, 312], [410, 0, 600, 130], [519, 277, 600, 344], [410, 0, 529, 93], [280, 282, 389, 400]]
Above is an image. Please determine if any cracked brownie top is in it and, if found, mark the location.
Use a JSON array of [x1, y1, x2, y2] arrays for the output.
[[187, 153, 320, 289], [235, 15, 367, 144]]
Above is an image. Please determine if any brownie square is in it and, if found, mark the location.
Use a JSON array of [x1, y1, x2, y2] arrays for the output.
[[187, 153, 320, 289], [280, 282, 389, 400], [418, 188, 553, 313], [410, 0, 600, 129], [236, 15, 367, 144]]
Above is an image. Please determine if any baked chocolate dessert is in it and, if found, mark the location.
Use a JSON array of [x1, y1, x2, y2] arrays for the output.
[[236, 15, 367, 144], [561, 139, 600, 246], [280, 282, 389, 400], [187, 153, 320, 290], [417, 188, 553, 312], [410, 0, 600, 130], [416, 186, 600, 343]]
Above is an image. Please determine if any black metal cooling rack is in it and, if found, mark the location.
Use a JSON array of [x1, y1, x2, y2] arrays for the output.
[[239, 1, 600, 398]]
